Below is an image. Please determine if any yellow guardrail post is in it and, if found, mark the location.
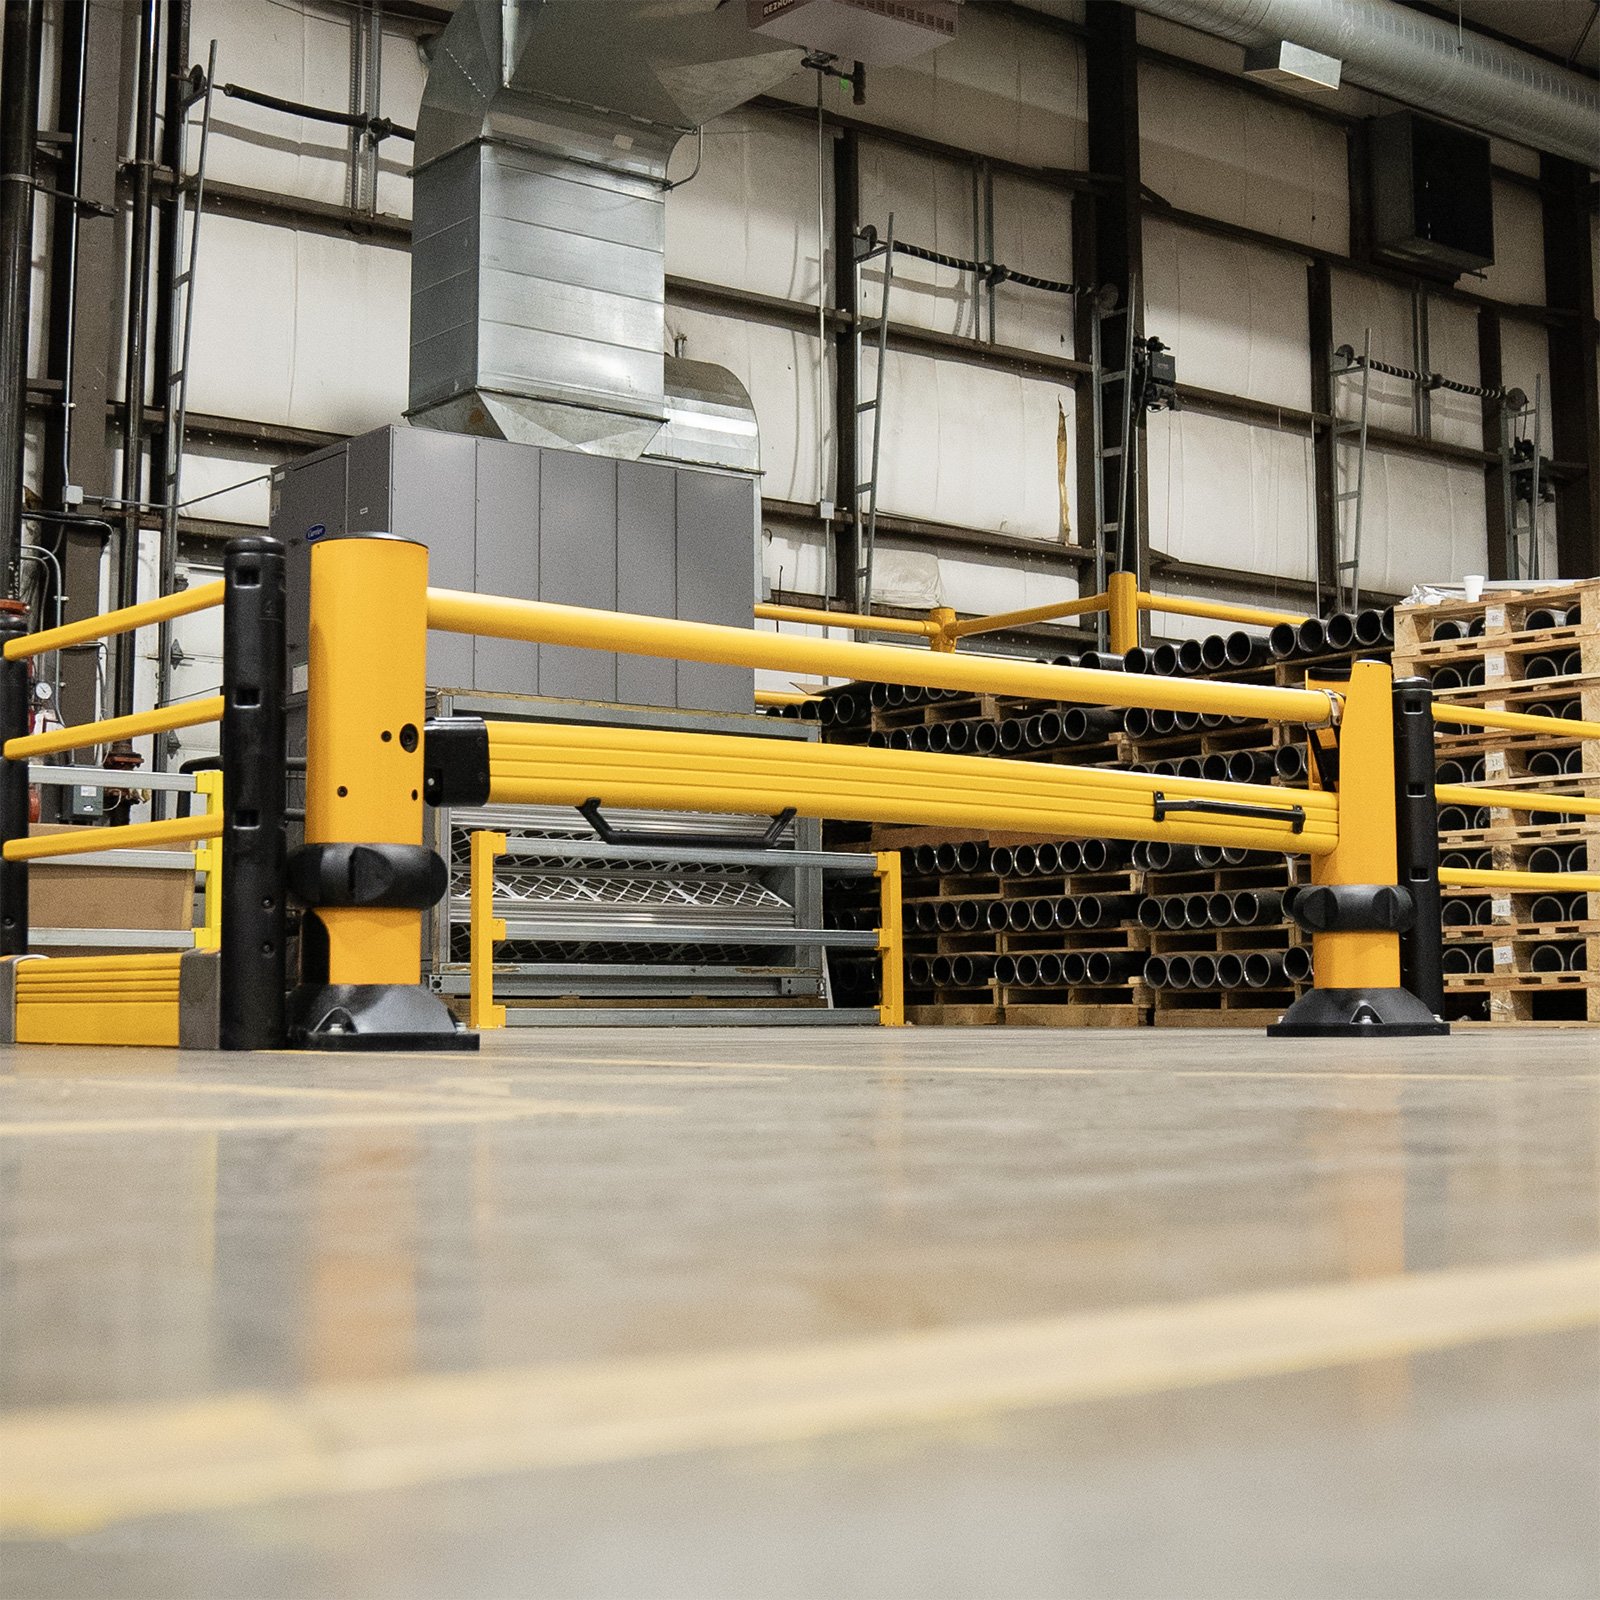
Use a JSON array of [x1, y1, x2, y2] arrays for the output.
[[1270, 659, 1447, 1037], [928, 607, 958, 654], [1108, 570, 1139, 656], [193, 770, 223, 951], [291, 535, 472, 1051], [469, 831, 507, 1031], [874, 850, 904, 1026]]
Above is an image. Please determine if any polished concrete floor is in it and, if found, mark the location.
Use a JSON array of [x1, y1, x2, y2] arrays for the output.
[[0, 1025, 1596, 1598]]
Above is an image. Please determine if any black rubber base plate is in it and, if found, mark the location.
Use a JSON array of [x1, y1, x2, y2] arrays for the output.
[[1268, 986, 1449, 1038], [290, 983, 479, 1052]]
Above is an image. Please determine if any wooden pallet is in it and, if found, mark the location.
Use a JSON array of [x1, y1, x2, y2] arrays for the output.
[[1393, 578, 1600, 661]]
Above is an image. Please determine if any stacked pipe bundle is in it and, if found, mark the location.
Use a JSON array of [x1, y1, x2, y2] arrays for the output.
[[795, 597, 1392, 1025], [1394, 579, 1600, 1024]]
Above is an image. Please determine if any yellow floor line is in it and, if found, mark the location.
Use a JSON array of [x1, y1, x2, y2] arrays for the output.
[[4, 1252, 1595, 1537], [0, 1101, 672, 1138]]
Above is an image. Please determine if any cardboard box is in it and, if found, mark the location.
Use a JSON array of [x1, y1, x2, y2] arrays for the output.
[[27, 824, 196, 933]]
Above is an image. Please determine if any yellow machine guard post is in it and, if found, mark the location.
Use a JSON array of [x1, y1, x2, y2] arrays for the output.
[[1301, 660, 1401, 993], [303, 538, 430, 988], [193, 770, 223, 950], [469, 830, 507, 1031]]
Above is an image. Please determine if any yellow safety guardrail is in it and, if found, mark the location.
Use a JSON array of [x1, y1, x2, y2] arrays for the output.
[[469, 830, 508, 1031], [1135, 591, 1308, 630], [1435, 783, 1600, 819], [946, 591, 1113, 642], [482, 721, 1339, 854], [1441, 867, 1600, 894], [755, 602, 949, 641], [433, 590, 1337, 726], [3, 582, 224, 660], [5, 697, 225, 761], [193, 770, 223, 951], [754, 689, 819, 707], [2, 814, 223, 863], [874, 849, 904, 1027], [1433, 703, 1600, 741]]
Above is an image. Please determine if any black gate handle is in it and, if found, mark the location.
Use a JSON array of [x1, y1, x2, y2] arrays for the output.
[[1152, 791, 1306, 834], [578, 799, 798, 851]]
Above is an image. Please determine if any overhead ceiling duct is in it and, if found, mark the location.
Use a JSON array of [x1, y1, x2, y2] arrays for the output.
[[409, 0, 809, 465], [1117, 0, 1599, 169]]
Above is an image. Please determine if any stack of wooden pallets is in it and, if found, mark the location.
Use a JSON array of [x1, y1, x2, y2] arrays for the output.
[[1394, 580, 1598, 1025]]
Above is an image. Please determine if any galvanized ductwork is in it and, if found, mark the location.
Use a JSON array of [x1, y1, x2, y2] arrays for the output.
[[409, 0, 806, 467], [1120, 0, 1599, 168]]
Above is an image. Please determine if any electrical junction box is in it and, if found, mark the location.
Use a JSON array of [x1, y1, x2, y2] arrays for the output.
[[1367, 111, 1494, 280], [747, 0, 958, 66]]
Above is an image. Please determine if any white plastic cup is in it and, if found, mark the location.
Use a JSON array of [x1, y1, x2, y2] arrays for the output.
[[1463, 573, 1486, 603]]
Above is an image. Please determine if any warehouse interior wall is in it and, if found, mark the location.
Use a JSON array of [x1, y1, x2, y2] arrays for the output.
[[11, 0, 1593, 747]]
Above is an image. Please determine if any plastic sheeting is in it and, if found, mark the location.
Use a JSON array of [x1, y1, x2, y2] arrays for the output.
[[766, 5, 1087, 171], [1143, 217, 1311, 411], [665, 111, 830, 305], [1146, 408, 1318, 582], [1138, 61, 1348, 255], [185, 214, 408, 435], [873, 350, 1076, 540]]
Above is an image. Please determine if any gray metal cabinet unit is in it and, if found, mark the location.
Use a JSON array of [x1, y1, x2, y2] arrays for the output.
[[272, 425, 758, 712]]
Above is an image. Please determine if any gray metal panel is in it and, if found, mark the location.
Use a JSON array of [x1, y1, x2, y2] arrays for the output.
[[615, 459, 676, 708], [389, 428, 477, 689], [539, 451, 617, 701], [675, 468, 756, 712], [345, 427, 395, 534], [273, 442, 348, 673], [473, 437, 541, 696]]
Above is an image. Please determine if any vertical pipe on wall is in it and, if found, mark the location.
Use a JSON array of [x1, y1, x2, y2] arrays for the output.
[[0, 0, 45, 600], [114, 0, 162, 718]]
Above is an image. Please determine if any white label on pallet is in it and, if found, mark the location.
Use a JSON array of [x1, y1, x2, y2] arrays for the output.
[[1492, 897, 1512, 919], [1494, 945, 1513, 966], [1485, 652, 1507, 678], [1485, 605, 1505, 631], [1485, 751, 1507, 777]]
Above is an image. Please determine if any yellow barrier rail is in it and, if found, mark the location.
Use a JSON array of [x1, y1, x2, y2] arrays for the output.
[[1136, 591, 1309, 629], [484, 720, 1339, 854], [433, 590, 1336, 727], [1432, 702, 1600, 741], [4, 696, 225, 761], [3, 582, 224, 661], [1436, 782, 1600, 819], [756, 602, 945, 640], [3, 814, 223, 863], [754, 689, 819, 708], [946, 593, 1111, 641], [1441, 866, 1600, 894]]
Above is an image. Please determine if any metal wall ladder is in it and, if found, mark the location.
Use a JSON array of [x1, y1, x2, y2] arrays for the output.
[[852, 216, 895, 614], [153, 42, 218, 726], [1089, 281, 1138, 649], [1330, 330, 1372, 613], [1500, 376, 1544, 581]]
